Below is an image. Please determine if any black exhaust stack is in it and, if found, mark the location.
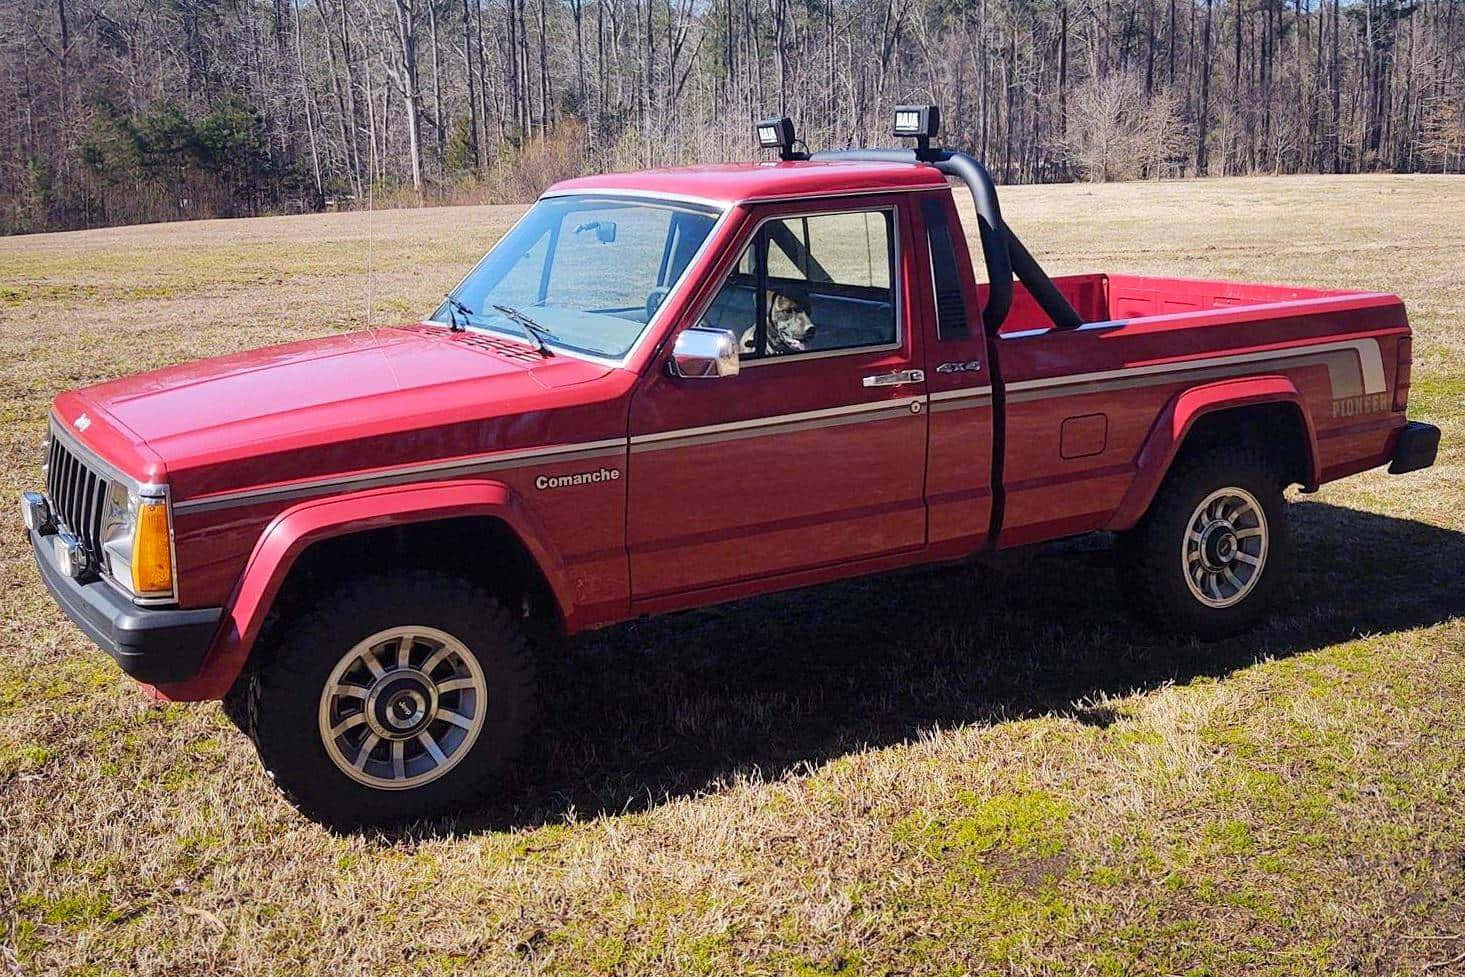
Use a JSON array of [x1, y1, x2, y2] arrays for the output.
[[810, 105, 1082, 334]]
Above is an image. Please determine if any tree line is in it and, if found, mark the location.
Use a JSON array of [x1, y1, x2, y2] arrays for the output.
[[3, 0, 1463, 234]]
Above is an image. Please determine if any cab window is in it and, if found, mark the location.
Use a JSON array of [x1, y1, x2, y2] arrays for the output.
[[699, 209, 897, 359]]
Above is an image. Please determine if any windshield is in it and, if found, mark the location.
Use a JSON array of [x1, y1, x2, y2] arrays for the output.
[[432, 195, 721, 360]]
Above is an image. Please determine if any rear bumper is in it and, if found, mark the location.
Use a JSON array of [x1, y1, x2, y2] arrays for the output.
[[1389, 420, 1440, 475], [28, 527, 221, 684]]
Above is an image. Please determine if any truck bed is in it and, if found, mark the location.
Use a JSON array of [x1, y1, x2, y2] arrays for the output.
[[961, 273, 1410, 548], [986, 273, 1377, 335]]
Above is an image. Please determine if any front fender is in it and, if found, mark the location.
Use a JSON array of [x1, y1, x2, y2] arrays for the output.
[[1105, 375, 1320, 532], [152, 479, 570, 701]]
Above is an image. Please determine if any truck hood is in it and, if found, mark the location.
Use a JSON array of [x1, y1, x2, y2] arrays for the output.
[[71, 324, 623, 500]]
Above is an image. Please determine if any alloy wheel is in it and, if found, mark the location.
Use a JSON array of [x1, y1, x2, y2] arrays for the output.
[[1181, 487, 1269, 609], [317, 626, 488, 790]]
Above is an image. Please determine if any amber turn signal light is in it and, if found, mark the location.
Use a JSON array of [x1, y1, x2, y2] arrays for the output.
[[132, 500, 174, 594]]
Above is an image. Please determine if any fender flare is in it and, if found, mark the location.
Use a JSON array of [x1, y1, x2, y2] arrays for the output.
[[1105, 375, 1320, 532], [153, 479, 571, 701]]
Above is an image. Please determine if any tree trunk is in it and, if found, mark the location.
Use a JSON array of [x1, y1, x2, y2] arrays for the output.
[[429, 0, 446, 181], [463, 0, 483, 173], [393, 0, 425, 196], [292, 0, 324, 200], [1198, 0, 1214, 172], [571, 0, 586, 114], [537, 0, 549, 136], [1332, 0, 1342, 170]]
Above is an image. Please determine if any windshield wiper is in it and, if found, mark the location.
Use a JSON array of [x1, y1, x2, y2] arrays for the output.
[[443, 295, 473, 332], [491, 303, 556, 356]]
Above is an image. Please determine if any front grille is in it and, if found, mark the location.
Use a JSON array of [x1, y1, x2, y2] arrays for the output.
[[44, 423, 110, 564]]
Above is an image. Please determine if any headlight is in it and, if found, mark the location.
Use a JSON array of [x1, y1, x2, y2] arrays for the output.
[[100, 483, 174, 597]]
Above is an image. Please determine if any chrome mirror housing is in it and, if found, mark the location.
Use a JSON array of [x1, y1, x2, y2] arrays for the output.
[[668, 328, 740, 379]]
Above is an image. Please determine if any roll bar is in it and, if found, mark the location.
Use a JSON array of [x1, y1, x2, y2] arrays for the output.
[[808, 147, 1083, 334]]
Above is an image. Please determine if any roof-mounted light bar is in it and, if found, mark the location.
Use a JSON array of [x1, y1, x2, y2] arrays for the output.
[[893, 104, 941, 156], [754, 116, 805, 161]]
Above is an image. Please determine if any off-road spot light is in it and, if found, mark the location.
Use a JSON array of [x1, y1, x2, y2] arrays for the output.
[[20, 491, 53, 535], [54, 531, 89, 580], [755, 116, 799, 160], [893, 104, 941, 153]]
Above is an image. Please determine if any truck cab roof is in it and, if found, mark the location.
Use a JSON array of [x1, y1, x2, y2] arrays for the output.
[[545, 160, 949, 208]]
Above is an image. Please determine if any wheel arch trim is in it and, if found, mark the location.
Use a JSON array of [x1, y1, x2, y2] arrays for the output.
[[150, 479, 571, 701], [1105, 375, 1320, 533]]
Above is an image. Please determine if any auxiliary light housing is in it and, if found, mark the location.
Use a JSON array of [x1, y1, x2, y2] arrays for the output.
[[754, 117, 804, 161], [20, 491, 53, 535], [893, 104, 941, 154]]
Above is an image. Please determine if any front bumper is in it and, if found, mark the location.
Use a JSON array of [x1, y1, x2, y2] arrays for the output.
[[1389, 420, 1441, 475], [28, 527, 222, 684]]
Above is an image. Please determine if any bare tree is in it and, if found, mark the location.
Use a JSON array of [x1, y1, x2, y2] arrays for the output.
[[1419, 94, 1465, 171], [5, 0, 1465, 234], [385, 0, 426, 195]]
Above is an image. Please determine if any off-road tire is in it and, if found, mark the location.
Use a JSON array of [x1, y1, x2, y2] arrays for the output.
[[1120, 445, 1291, 640], [231, 570, 536, 830]]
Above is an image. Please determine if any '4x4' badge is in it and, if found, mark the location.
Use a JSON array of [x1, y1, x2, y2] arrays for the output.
[[936, 360, 982, 374]]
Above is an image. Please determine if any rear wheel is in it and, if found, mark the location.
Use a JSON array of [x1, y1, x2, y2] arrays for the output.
[[234, 570, 536, 829], [1121, 445, 1291, 639]]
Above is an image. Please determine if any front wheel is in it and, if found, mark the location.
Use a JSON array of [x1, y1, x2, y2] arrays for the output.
[[1120, 445, 1291, 640], [233, 571, 537, 829]]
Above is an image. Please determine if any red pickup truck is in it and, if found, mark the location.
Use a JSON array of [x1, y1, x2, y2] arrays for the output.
[[23, 110, 1439, 827]]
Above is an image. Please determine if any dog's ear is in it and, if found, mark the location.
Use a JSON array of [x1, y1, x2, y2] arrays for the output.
[[777, 285, 812, 312]]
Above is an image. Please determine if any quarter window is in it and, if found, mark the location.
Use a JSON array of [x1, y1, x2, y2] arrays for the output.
[[923, 198, 970, 340], [699, 209, 897, 359]]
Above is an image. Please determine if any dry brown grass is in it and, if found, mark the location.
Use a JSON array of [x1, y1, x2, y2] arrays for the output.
[[1, 175, 1462, 976]]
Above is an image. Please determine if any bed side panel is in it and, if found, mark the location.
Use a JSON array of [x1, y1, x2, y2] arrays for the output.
[[992, 290, 1408, 548]]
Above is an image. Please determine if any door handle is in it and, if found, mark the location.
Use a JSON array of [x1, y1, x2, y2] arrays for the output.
[[862, 369, 926, 388]]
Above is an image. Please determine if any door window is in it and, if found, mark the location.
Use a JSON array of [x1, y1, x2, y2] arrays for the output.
[[699, 209, 898, 359]]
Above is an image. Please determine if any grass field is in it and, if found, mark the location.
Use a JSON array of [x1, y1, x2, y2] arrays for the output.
[[1, 175, 1462, 976]]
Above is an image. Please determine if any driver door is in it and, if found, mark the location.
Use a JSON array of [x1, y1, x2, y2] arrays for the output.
[[625, 197, 928, 604]]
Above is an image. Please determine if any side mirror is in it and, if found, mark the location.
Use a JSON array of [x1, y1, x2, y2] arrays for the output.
[[573, 219, 617, 243], [668, 328, 740, 379], [574, 219, 617, 243]]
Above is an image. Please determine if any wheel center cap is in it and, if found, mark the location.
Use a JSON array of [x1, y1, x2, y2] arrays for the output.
[[1200, 523, 1238, 569], [388, 692, 426, 727], [364, 669, 438, 739]]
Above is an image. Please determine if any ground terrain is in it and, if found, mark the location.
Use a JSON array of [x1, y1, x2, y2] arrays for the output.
[[0, 175, 1462, 976]]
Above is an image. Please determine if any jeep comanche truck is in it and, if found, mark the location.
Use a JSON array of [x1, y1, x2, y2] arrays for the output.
[[23, 110, 1440, 827]]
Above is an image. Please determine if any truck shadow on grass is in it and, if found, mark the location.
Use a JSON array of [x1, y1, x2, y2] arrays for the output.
[[434, 499, 1465, 836]]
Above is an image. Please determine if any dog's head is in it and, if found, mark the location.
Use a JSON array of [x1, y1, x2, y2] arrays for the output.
[[765, 289, 816, 353]]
